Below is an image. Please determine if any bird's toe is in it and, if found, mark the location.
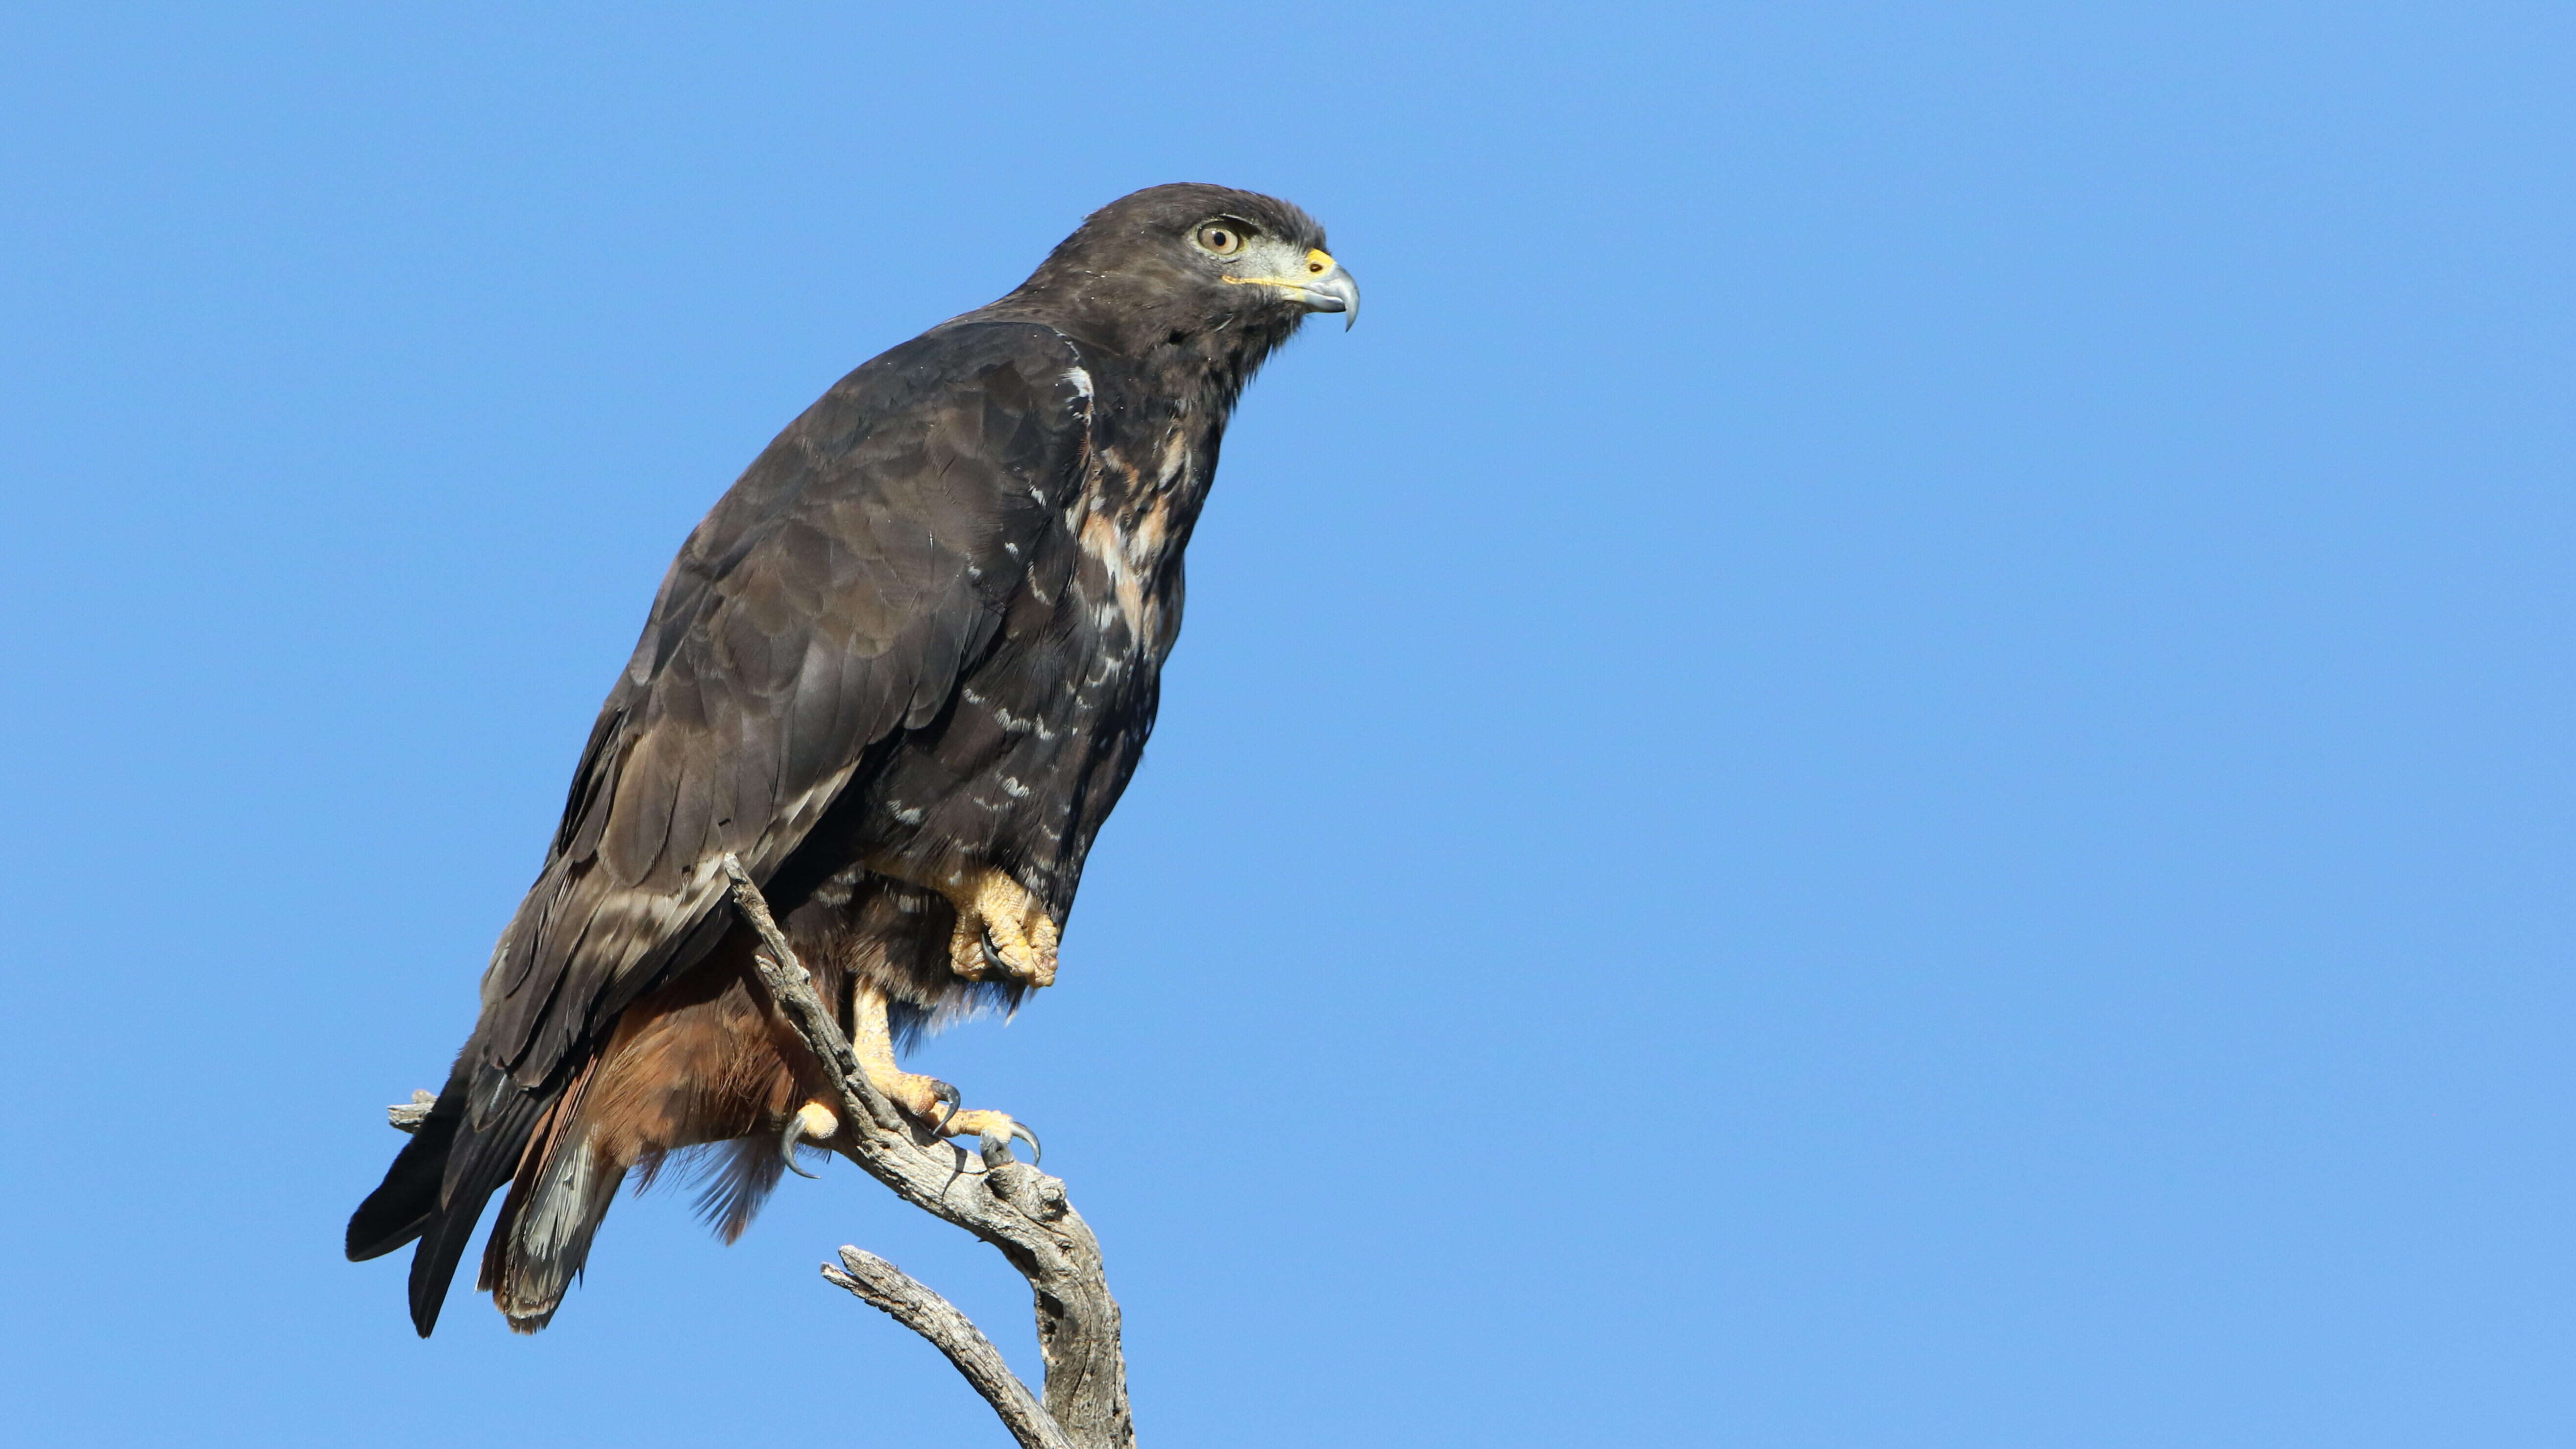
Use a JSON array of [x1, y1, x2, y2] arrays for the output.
[[939, 1108, 1041, 1165]]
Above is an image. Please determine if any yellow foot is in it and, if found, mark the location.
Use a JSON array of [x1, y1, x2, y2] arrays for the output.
[[779, 1100, 840, 1178], [864, 857, 1062, 987], [941, 1107, 1043, 1163], [875, 1068, 961, 1125], [943, 866, 1060, 987], [783, 1084, 1039, 1164], [869, 1078, 1040, 1162], [825, 979, 1044, 1162]]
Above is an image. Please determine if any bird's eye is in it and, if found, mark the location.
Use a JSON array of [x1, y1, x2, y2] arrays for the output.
[[1194, 223, 1246, 258]]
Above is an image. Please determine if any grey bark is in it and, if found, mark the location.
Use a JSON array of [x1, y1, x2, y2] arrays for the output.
[[825, 1247, 1076, 1449], [385, 1089, 435, 1133]]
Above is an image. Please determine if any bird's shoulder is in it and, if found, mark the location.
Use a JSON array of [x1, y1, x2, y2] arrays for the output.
[[643, 319, 1099, 652]]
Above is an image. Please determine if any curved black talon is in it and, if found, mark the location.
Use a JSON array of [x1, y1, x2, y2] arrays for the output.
[[779, 1111, 821, 1179], [978, 931, 1009, 978], [928, 1079, 963, 1135], [976, 1119, 1043, 1166]]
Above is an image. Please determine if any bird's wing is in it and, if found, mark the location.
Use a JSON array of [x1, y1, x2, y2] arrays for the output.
[[472, 320, 1092, 1097]]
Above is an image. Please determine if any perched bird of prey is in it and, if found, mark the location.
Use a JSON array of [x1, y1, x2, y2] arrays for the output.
[[347, 184, 1357, 1336]]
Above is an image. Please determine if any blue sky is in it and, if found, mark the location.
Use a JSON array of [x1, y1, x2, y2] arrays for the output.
[[2, 3, 2568, 1445]]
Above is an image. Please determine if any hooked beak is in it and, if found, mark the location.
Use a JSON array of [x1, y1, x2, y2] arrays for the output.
[[1307, 266, 1361, 330], [1229, 248, 1361, 330]]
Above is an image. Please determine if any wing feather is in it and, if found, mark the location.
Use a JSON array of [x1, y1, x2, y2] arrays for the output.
[[469, 321, 1091, 1101]]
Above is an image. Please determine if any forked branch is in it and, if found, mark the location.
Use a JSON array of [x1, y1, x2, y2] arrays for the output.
[[824, 1247, 1073, 1449]]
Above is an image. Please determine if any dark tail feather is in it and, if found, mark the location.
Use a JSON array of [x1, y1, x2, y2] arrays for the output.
[[477, 1059, 615, 1334], [346, 1074, 465, 1262], [346, 1058, 547, 1338], [402, 1177, 488, 1337]]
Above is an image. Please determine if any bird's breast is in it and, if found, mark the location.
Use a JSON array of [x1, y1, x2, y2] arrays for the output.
[[1068, 434, 1195, 656]]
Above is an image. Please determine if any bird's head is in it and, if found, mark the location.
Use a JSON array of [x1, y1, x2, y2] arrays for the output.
[[1004, 183, 1360, 356]]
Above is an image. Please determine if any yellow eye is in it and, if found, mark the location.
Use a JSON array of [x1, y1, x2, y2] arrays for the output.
[[1194, 223, 1246, 257]]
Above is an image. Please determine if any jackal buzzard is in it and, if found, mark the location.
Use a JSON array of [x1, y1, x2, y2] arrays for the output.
[[347, 183, 1357, 1335]]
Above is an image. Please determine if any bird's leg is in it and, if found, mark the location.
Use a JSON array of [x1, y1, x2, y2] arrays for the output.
[[783, 977, 1037, 1162], [849, 977, 956, 1125]]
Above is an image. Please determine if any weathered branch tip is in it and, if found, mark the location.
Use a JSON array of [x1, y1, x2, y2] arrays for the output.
[[386, 1088, 435, 1134]]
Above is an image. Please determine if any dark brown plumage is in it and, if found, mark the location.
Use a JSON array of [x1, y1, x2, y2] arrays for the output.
[[347, 183, 1356, 1335]]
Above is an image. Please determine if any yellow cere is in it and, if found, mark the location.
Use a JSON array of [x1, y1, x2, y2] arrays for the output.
[[1223, 249, 1339, 288]]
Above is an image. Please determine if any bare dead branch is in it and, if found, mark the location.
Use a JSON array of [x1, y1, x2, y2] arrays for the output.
[[386, 1089, 435, 1134], [825, 1247, 1074, 1449]]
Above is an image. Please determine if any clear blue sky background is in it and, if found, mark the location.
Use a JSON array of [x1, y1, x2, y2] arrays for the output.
[[2, 4, 2567, 1445]]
